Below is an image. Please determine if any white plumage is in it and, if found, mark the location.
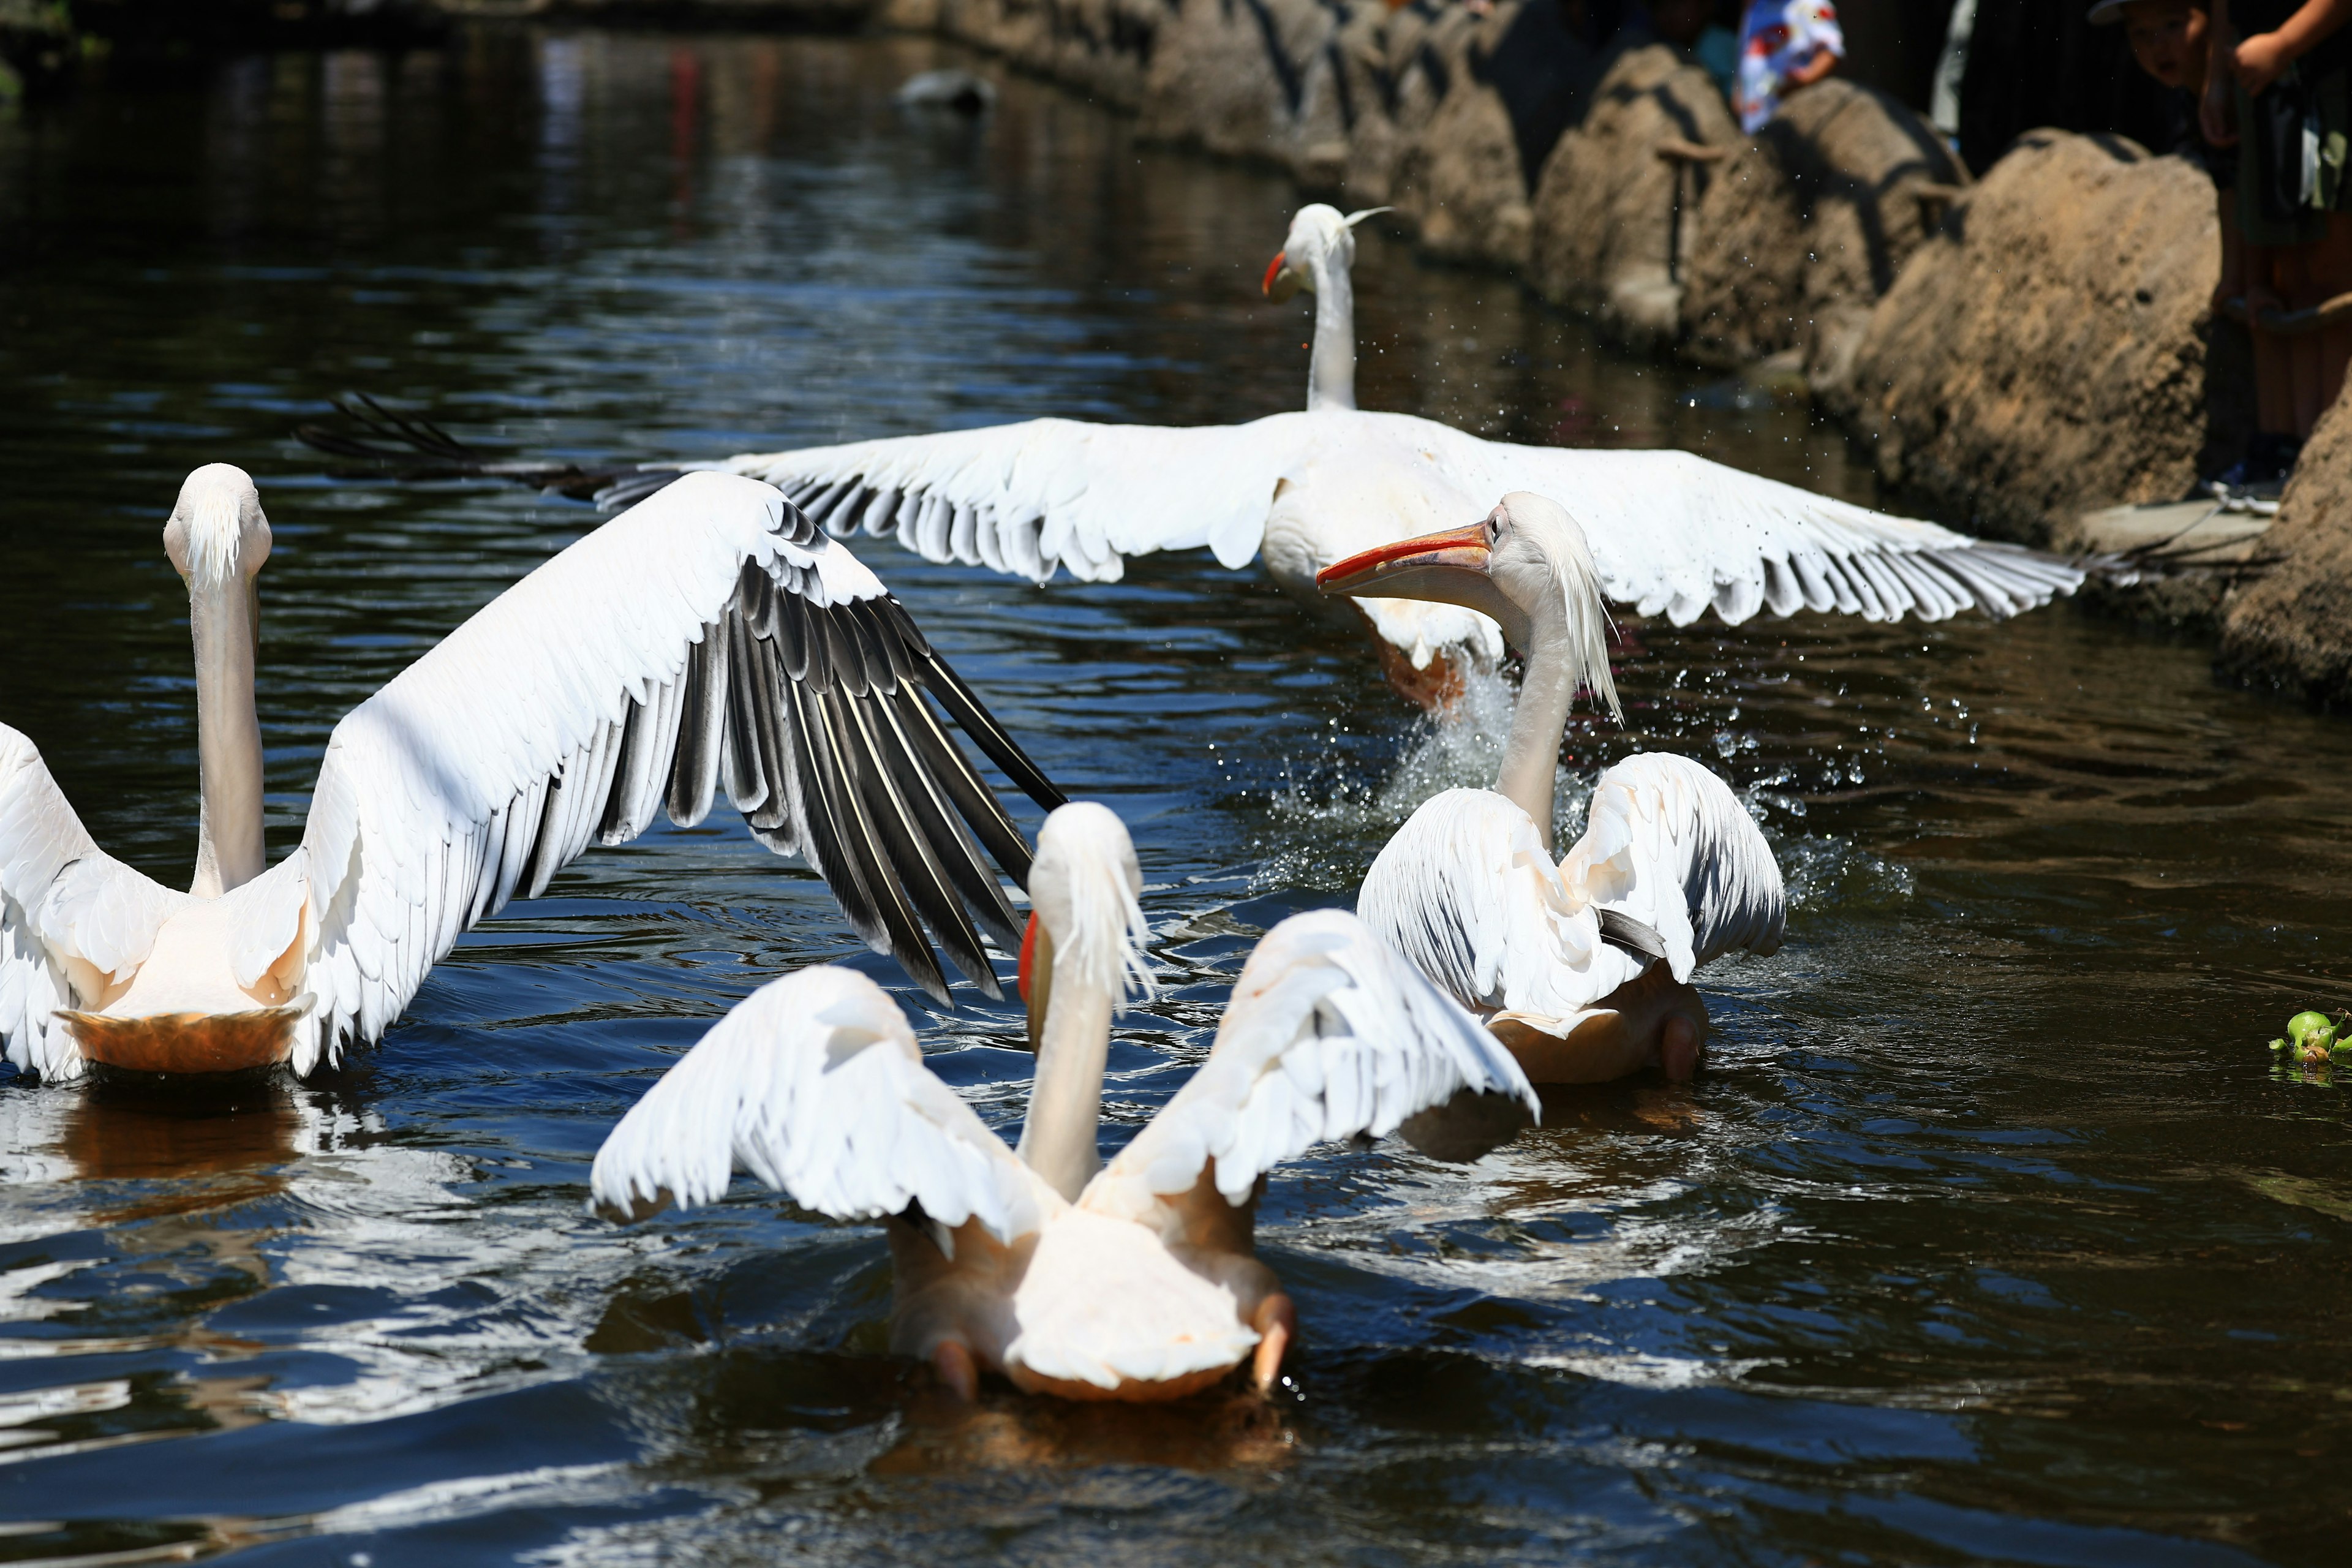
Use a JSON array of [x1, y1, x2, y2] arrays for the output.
[[720, 410, 2082, 639], [588, 805, 1536, 1401], [1, 466, 1064, 1083], [1362, 758, 1786, 1041]]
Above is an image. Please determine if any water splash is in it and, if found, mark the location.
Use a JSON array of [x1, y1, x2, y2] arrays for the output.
[[1251, 667, 1602, 893]]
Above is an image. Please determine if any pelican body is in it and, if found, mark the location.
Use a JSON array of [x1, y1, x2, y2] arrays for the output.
[[1321, 493, 1787, 1082], [590, 802, 1537, 1402], [0, 466, 1065, 1082]]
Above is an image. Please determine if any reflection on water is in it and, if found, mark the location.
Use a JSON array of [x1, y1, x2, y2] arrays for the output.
[[2, 24, 2351, 1568]]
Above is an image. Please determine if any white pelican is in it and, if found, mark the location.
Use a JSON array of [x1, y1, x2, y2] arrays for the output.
[[302, 203, 2084, 704], [1321, 492, 1786, 1083], [0, 464, 1066, 1083], [589, 801, 1536, 1402]]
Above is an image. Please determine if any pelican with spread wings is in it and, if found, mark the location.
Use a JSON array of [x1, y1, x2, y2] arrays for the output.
[[590, 802, 1536, 1401], [1323, 492, 1787, 1083], [0, 464, 1065, 1082], [303, 204, 2084, 704]]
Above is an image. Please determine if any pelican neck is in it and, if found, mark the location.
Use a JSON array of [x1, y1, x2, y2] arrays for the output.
[[1016, 960, 1115, 1202], [1495, 606, 1580, 856], [1304, 245, 1357, 413], [187, 575, 267, 897]]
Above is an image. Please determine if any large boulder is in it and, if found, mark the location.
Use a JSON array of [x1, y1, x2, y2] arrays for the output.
[[1528, 43, 1737, 349], [1679, 78, 1966, 383], [2222, 398, 2352, 707], [1137, 0, 1353, 174], [929, 0, 1167, 110], [1833, 130, 2236, 545], [1384, 6, 1533, 265]]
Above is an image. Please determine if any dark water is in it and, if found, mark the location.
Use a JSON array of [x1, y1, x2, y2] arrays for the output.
[[2, 28, 2350, 1567]]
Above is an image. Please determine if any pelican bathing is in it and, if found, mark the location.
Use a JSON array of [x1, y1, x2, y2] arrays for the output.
[[1322, 492, 1787, 1082], [589, 802, 1536, 1402], [0, 465, 1065, 1082]]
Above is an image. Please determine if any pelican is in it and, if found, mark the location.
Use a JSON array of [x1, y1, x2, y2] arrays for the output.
[[301, 204, 2085, 706], [0, 464, 1066, 1083], [1321, 492, 1787, 1082], [589, 801, 1536, 1402]]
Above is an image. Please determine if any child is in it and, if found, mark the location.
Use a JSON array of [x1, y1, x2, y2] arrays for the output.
[[1733, 0, 1843, 134], [2200, 0, 2352, 484], [2093, 2, 2261, 480]]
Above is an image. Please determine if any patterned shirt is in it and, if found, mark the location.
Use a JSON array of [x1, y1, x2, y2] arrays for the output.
[[1734, 0, 1845, 134]]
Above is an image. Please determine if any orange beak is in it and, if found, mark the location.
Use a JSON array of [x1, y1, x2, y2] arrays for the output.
[[1263, 250, 1302, 302], [1017, 911, 1039, 1003], [1018, 910, 1052, 1053], [1316, 521, 1491, 598]]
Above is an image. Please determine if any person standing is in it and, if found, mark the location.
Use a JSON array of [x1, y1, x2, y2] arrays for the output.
[[1733, 0, 1844, 134], [2204, 0, 2352, 484]]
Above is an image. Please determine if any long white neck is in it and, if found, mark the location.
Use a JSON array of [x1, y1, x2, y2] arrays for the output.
[[1305, 247, 1357, 412], [1496, 606, 1580, 856], [1016, 960, 1115, 1202], [187, 576, 266, 897]]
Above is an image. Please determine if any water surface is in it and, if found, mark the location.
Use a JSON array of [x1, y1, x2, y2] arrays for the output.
[[1, 28, 2349, 1566]]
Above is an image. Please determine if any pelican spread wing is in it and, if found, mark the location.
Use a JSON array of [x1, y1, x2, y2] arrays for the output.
[[714, 417, 1301, 584], [1082, 908, 1537, 1227], [587, 964, 1047, 1238], [276, 472, 1062, 1072], [1426, 426, 2084, 626], [1561, 753, 1787, 981], [0, 729, 192, 1078]]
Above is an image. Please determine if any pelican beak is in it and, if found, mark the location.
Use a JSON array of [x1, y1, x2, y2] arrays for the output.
[[1018, 911, 1054, 1054], [1262, 251, 1304, 302], [1317, 517, 1531, 651], [1316, 521, 1490, 600]]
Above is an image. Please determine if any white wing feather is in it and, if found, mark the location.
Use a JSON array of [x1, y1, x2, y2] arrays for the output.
[[589, 965, 1047, 1243], [0, 724, 188, 1080], [1357, 788, 1648, 1027], [713, 408, 2078, 627], [725, 417, 1305, 582], [1082, 908, 1537, 1219], [1561, 753, 1786, 980], [1403, 415, 2083, 626], [285, 472, 820, 1076]]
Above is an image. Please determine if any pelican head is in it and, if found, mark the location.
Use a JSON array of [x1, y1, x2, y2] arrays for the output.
[[1316, 491, 1622, 722], [1261, 203, 1388, 301], [163, 463, 271, 589], [1019, 802, 1152, 1050]]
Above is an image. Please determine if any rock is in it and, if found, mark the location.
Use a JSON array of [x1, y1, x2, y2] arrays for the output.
[[895, 67, 997, 112], [1680, 78, 1966, 384], [1528, 43, 1737, 350], [932, 0, 1164, 109], [1137, 0, 1349, 171], [1385, 6, 1534, 265], [1833, 130, 2237, 545], [2222, 398, 2352, 707]]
